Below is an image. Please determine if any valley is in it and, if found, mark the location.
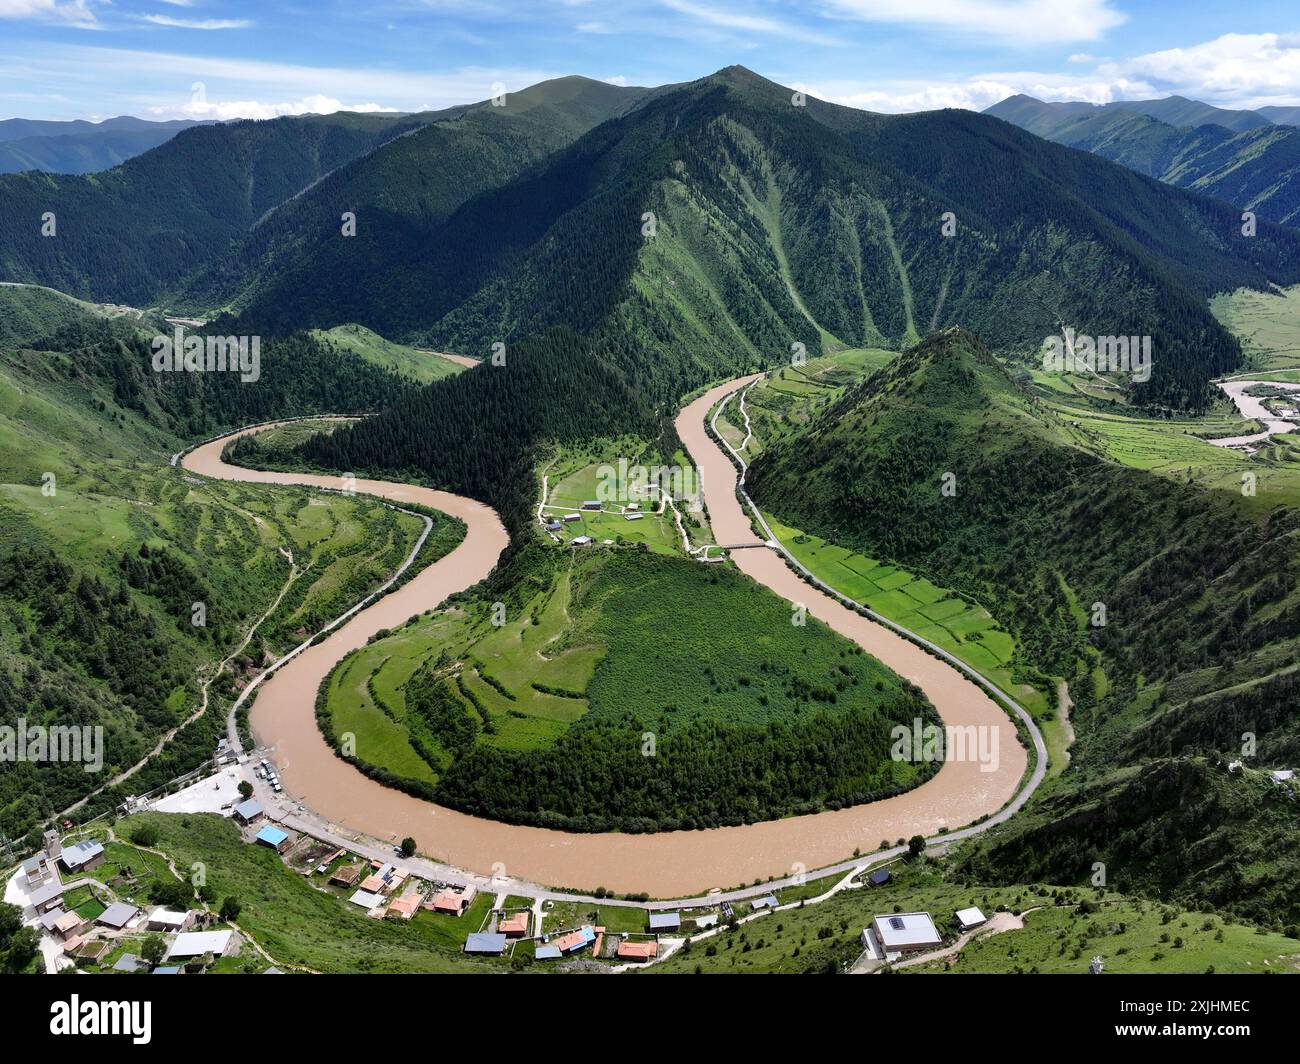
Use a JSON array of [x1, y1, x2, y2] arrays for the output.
[[4, 48, 1300, 995]]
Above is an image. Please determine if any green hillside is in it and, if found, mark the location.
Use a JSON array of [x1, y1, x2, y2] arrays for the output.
[[0, 286, 460, 842], [309, 324, 466, 384], [746, 328, 1300, 921], [0, 111, 441, 305], [181, 77, 653, 321]]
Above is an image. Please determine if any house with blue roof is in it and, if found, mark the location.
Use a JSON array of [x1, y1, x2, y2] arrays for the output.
[[254, 825, 291, 852]]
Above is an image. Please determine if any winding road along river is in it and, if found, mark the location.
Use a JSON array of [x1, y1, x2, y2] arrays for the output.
[[182, 379, 1026, 896]]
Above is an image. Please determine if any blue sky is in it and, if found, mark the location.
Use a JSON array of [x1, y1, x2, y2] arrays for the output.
[[2, 0, 1299, 121]]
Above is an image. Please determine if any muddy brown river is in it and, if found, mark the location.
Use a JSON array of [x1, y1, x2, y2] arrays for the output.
[[182, 382, 1025, 896]]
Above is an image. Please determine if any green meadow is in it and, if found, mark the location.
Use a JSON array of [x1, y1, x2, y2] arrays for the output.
[[648, 859, 1300, 975], [763, 513, 1051, 726], [310, 323, 466, 384], [537, 438, 685, 553], [1212, 284, 1300, 372]]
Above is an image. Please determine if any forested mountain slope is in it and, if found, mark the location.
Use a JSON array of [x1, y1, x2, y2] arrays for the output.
[[746, 329, 1300, 920], [0, 78, 651, 313], [230, 67, 1300, 412], [0, 111, 436, 304], [986, 95, 1300, 226], [179, 77, 655, 316]]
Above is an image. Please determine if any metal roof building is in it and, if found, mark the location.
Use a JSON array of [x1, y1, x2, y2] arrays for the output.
[[234, 798, 263, 823], [60, 839, 105, 872], [167, 930, 234, 960], [871, 912, 942, 953], [648, 911, 681, 930], [255, 825, 289, 850], [464, 932, 508, 955], [97, 901, 139, 929]]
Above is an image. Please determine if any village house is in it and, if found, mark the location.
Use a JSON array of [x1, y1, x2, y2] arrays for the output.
[[96, 901, 140, 931], [146, 908, 196, 934], [616, 939, 658, 961], [330, 864, 363, 888], [60, 839, 105, 874], [868, 912, 942, 956], [386, 893, 421, 921]]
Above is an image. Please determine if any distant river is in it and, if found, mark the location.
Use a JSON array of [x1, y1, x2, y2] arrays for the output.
[[1209, 379, 1300, 447]]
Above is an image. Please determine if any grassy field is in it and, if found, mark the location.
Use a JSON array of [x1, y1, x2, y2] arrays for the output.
[[763, 513, 1053, 725], [119, 812, 508, 973], [720, 348, 897, 462], [1212, 285, 1300, 372], [310, 323, 466, 384], [0, 309, 458, 837], [908, 901, 1300, 975]]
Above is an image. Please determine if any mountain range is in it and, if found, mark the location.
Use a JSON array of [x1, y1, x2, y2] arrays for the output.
[[0, 117, 209, 176], [5, 65, 1300, 924], [3, 67, 1298, 414], [985, 94, 1300, 227]]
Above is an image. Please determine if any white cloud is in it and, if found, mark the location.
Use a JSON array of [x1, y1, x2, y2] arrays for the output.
[[141, 15, 252, 30], [821, 0, 1125, 45], [658, 0, 841, 46], [796, 32, 1300, 114], [797, 71, 1157, 114], [0, 0, 96, 26], [1108, 33, 1300, 108], [2, 45, 563, 119], [163, 93, 399, 121]]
